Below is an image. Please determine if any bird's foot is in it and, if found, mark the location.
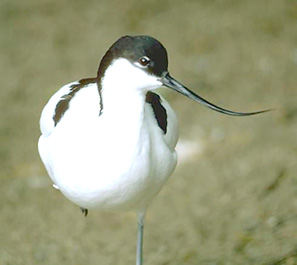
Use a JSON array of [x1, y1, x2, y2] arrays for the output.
[[80, 207, 88, 217]]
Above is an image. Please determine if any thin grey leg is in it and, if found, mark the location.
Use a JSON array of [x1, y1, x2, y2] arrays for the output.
[[136, 211, 146, 265]]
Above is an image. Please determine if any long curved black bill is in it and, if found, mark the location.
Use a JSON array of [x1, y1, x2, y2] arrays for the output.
[[161, 74, 270, 116]]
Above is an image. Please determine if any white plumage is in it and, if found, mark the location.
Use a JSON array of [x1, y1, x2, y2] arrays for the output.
[[38, 58, 178, 212]]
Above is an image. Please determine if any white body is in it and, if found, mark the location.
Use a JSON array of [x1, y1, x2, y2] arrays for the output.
[[38, 59, 178, 212]]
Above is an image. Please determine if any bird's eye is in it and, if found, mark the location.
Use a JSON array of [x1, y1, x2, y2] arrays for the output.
[[139, 56, 150, 67]]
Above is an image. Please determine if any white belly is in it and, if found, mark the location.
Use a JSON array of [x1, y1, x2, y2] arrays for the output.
[[39, 124, 176, 211]]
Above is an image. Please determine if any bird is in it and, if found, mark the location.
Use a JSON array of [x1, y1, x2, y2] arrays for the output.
[[38, 35, 268, 265]]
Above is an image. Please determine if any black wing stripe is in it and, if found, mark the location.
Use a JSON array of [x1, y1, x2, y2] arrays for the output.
[[53, 78, 98, 126], [145, 92, 167, 134]]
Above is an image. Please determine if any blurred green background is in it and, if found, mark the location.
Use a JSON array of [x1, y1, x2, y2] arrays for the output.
[[1, 0, 297, 264]]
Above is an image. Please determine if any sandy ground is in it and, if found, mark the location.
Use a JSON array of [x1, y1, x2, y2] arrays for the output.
[[1, 0, 297, 264]]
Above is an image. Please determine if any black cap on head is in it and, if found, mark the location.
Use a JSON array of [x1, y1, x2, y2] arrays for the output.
[[98, 35, 168, 78]]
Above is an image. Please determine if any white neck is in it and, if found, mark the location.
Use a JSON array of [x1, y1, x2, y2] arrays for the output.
[[99, 58, 162, 113]]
